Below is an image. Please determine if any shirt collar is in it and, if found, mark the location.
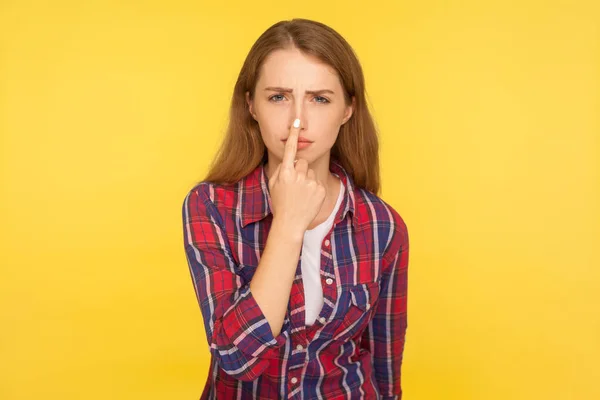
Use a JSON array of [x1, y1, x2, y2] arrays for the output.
[[239, 158, 358, 229]]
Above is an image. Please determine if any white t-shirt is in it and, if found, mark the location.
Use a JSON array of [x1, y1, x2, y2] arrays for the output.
[[301, 179, 345, 326]]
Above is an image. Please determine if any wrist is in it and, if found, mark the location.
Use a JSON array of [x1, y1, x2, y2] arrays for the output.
[[270, 218, 305, 245]]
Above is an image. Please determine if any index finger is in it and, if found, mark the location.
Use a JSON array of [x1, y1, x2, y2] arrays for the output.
[[282, 118, 301, 168]]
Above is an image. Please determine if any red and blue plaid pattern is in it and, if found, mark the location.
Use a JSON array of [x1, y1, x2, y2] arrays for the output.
[[182, 159, 409, 399]]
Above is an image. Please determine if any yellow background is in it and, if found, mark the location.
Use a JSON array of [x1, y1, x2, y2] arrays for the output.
[[1, 1, 598, 399]]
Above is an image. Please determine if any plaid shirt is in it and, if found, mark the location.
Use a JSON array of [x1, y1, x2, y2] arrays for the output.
[[182, 158, 409, 400]]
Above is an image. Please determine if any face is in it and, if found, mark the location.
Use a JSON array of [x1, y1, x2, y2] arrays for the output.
[[246, 47, 354, 165]]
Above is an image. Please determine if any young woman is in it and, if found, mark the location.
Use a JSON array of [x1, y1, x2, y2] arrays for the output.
[[182, 18, 409, 400]]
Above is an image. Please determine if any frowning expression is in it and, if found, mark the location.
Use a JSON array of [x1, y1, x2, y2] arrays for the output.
[[246, 47, 353, 164]]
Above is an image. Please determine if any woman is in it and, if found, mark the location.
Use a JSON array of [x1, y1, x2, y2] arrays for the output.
[[182, 18, 409, 400]]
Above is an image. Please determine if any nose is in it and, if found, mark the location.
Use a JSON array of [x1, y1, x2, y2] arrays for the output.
[[291, 102, 307, 129]]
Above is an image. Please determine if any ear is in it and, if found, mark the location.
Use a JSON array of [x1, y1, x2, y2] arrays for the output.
[[246, 91, 256, 119], [341, 96, 355, 125]]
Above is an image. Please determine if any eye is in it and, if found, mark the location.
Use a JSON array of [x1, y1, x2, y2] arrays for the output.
[[268, 94, 330, 103], [268, 94, 285, 102], [314, 96, 330, 104]]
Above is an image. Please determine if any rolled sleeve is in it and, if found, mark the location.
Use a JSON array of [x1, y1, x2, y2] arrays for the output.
[[218, 283, 290, 357]]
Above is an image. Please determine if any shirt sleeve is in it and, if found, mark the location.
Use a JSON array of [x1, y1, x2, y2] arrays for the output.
[[360, 210, 409, 399], [182, 185, 290, 381]]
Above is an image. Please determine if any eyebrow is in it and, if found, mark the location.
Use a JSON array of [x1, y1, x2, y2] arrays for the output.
[[263, 86, 335, 95]]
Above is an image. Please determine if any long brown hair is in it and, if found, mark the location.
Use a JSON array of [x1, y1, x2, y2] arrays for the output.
[[202, 18, 381, 195]]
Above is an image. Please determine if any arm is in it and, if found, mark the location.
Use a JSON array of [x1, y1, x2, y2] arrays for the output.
[[361, 212, 409, 399], [182, 186, 301, 381]]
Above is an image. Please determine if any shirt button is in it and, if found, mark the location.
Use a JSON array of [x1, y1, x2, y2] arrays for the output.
[[296, 344, 303, 351], [319, 317, 326, 324], [291, 377, 298, 384], [325, 278, 333, 285], [324, 239, 330, 247]]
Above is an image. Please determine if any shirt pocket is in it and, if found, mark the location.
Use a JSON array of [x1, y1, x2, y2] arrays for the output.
[[331, 282, 380, 342]]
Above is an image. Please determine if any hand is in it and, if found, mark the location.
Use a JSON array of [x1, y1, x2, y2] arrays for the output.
[[268, 118, 327, 237]]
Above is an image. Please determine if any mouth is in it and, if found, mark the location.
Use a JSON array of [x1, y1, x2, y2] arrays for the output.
[[282, 139, 314, 143], [292, 141, 312, 150]]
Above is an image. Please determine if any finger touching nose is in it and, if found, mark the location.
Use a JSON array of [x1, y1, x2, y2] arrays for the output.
[[290, 114, 305, 130], [292, 112, 308, 130], [290, 117, 303, 130], [292, 102, 306, 127]]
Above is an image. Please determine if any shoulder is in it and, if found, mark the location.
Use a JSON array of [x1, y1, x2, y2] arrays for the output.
[[183, 181, 237, 207], [182, 181, 236, 220], [182, 182, 211, 210]]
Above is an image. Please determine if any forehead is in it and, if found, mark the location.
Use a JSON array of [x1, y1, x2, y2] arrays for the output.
[[257, 48, 341, 88]]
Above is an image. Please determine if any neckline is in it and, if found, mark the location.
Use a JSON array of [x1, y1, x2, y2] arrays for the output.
[[305, 179, 344, 233]]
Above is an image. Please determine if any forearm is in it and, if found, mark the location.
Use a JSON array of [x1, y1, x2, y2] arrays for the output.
[[249, 218, 303, 337]]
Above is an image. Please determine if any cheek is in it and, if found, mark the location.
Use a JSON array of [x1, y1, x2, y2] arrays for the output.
[[314, 115, 343, 142], [257, 118, 284, 147], [311, 105, 344, 125], [257, 106, 289, 134]]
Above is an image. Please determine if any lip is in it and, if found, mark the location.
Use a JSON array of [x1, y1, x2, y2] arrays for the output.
[[296, 142, 312, 150], [282, 138, 313, 143]]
